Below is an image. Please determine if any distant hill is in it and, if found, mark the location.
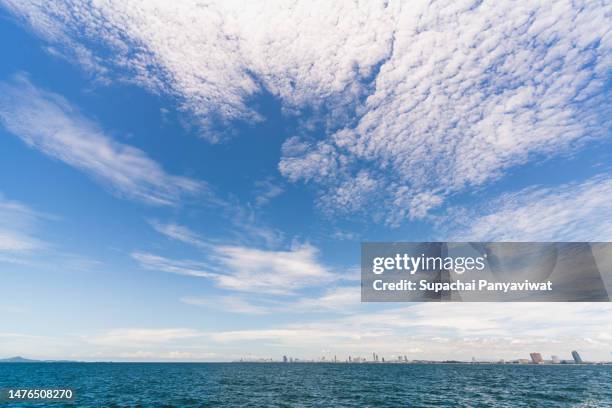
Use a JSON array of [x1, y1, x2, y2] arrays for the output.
[[0, 356, 41, 363], [0, 356, 76, 363]]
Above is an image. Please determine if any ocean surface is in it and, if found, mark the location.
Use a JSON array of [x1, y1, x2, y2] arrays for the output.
[[1, 363, 611, 407]]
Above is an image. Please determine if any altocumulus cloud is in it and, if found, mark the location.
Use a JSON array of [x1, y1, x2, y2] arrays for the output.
[[0, 75, 203, 206], [442, 175, 612, 241], [2, 0, 609, 223]]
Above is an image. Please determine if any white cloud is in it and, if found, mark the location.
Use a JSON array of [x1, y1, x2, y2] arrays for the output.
[[331, 230, 358, 241], [180, 295, 269, 315], [0, 195, 44, 252], [227, 207, 285, 247], [291, 286, 361, 314], [442, 175, 612, 241], [133, 243, 335, 295], [83, 328, 205, 346], [0, 332, 42, 340], [6, 303, 612, 361], [131, 252, 213, 278], [0, 329, 219, 362], [0, 75, 203, 206], [0, 0, 395, 139], [0, 229, 39, 252], [390, 191, 444, 224], [253, 179, 284, 207], [210, 303, 612, 361], [149, 195, 284, 248], [111, 350, 217, 361], [279, 1, 610, 223], [0, 194, 103, 271], [149, 220, 209, 249], [210, 244, 334, 294], [180, 286, 363, 316], [4, 1, 607, 222]]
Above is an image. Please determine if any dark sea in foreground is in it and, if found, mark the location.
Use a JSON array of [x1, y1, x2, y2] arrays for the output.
[[1, 363, 611, 407]]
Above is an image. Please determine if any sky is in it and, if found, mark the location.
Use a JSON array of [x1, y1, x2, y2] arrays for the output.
[[0, 0, 611, 362]]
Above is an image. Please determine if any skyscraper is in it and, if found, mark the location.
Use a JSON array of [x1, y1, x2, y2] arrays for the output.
[[572, 350, 583, 364], [530, 353, 544, 364]]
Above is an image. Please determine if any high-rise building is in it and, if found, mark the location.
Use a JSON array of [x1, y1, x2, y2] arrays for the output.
[[530, 353, 544, 364], [283, 355, 288, 363], [572, 350, 583, 364]]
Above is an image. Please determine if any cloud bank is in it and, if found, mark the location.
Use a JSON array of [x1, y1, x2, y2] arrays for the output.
[[3, 0, 609, 223], [210, 302, 612, 361]]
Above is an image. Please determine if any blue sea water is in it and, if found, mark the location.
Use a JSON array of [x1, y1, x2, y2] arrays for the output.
[[1, 363, 611, 407]]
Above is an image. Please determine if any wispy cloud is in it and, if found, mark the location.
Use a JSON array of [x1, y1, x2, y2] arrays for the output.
[[0, 329, 217, 362], [0, 75, 203, 206], [180, 296, 270, 316], [148, 220, 210, 249], [0, 193, 102, 271], [83, 328, 205, 347], [180, 285, 362, 316], [0, 225, 40, 253], [144, 221, 332, 294], [253, 179, 284, 207], [442, 175, 612, 241], [0, 194, 45, 252], [133, 243, 335, 295], [150, 202, 284, 249], [290, 286, 361, 314], [131, 252, 213, 278]]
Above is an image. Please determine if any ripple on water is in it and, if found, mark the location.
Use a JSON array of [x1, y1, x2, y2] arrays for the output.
[[0, 363, 611, 407]]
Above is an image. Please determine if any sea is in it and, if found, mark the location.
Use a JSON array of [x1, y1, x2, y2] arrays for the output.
[[1, 363, 611, 407]]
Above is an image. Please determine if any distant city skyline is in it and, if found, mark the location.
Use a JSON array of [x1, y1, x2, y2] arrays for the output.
[[240, 348, 610, 365], [3, 348, 610, 365]]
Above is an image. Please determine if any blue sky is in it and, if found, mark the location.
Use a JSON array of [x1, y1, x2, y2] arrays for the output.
[[0, 0, 611, 362]]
